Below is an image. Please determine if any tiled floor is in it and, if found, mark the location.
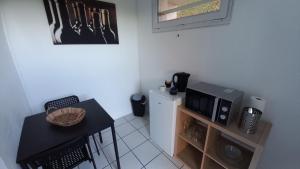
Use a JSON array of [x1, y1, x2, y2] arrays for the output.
[[76, 113, 186, 169]]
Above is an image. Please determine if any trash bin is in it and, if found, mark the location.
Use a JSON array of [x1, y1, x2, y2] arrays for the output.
[[130, 94, 146, 117]]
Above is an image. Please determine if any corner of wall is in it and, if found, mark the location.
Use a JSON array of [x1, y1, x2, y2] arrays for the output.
[[0, 6, 33, 114]]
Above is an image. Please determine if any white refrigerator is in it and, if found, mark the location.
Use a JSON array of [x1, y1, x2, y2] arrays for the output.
[[149, 89, 184, 156]]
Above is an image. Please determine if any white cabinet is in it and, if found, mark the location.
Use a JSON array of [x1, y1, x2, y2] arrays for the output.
[[149, 90, 184, 156]]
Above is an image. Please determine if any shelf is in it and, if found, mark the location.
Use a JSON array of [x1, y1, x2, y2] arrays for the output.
[[206, 135, 253, 169], [178, 132, 205, 152], [177, 145, 203, 169], [175, 106, 272, 169], [178, 105, 272, 148], [176, 110, 207, 153], [204, 156, 225, 169]]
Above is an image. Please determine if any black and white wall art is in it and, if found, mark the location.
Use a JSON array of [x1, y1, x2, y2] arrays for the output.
[[43, 0, 119, 44]]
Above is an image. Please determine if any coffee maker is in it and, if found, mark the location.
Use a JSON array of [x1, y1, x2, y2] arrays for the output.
[[172, 72, 190, 92]]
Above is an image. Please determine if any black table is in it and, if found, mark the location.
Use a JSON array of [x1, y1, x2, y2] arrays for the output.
[[16, 99, 121, 169]]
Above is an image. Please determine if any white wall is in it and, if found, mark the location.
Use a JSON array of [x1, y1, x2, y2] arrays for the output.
[[137, 0, 300, 169], [0, 9, 31, 169], [0, 157, 9, 169], [1, 0, 140, 119]]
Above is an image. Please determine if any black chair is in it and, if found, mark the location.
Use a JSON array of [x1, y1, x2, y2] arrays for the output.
[[44, 95, 103, 155], [29, 137, 97, 169], [44, 96, 80, 111]]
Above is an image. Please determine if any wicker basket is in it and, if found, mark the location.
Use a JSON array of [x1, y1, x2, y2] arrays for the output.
[[46, 107, 86, 127]]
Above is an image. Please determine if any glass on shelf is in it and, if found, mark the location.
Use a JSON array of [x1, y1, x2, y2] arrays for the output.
[[183, 119, 206, 146], [183, 118, 192, 134], [193, 126, 201, 143], [193, 124, 205, 145]]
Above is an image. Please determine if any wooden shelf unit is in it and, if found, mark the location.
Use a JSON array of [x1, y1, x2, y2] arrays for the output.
[[178, 132, 205, 152], [178, 145, 203, 169], [203, 156, 225, 169], [174, 105, 272, 169]]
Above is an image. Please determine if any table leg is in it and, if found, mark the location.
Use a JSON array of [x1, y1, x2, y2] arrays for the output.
[[99, 132, 103, 143], [20, 162, 30, 169], [92, 135, 100, 155], [111, 124, 121, 169], [87, 138, 98, 169]]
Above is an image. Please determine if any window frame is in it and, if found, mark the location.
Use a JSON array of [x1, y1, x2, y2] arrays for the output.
[[152, 0, 234, 32]]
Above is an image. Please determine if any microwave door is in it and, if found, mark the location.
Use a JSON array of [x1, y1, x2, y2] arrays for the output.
[[189, 92, 200, 112], [199, 97, 208, 115], [200, 94, 216, 119], [192, 99, 200, 111], [207, 97, 216, 117]]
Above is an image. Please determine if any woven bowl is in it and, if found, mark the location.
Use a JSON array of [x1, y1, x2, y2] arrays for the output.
[[46, 107, 86, 127]]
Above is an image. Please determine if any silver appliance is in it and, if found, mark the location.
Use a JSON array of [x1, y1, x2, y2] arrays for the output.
[[239, 107, 262, 134], [185, 82, 243, 126]]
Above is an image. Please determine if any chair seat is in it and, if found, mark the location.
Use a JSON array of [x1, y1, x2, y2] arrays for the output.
[[45, 146, 88, 169], [30, 137, 96, 169]]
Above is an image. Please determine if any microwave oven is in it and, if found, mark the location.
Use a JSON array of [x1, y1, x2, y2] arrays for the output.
[[185, 82, 243, 126]]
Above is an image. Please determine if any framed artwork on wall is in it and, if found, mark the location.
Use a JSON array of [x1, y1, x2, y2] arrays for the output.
[[43, 0, 119, 45]]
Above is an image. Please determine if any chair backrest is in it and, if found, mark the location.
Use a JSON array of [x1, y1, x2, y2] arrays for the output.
[[44, 95, 79, 111], [30, 137, 91, 169]]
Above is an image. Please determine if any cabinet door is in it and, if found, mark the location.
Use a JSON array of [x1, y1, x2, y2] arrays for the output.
[[150, 92, 174, 155]]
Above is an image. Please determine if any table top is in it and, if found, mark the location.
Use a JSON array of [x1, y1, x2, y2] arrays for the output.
[[16, 99, 114, 163]]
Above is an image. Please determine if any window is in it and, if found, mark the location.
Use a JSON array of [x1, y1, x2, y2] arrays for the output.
[[153, 0, 234, 32]]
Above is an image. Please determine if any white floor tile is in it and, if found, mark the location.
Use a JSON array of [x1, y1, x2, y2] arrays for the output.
[[110, 152, 143, 169], [81, 114, 184, 169], [116, 123, 136, 138], [102, 127, 112, 133], [181, 165, 191, 169], [114, 117, 127, 127], [103, 166, 112, 169], [89, 136, 100, 153], [124, 113, 136, 121], [80, 114, 185, 169], [102, 139, 130, 163], [149, 139, 163, 152], [78, 161, 93, 169], [130, 117, 148, 129], [162, 151, 184, 168], [79, 151, 109, 169], [100, 130, 120, 148], [133, 141, 161, 165], [145, 154, 178, 169], [123, 131, 147, 149], [139, 125, 150, 139]]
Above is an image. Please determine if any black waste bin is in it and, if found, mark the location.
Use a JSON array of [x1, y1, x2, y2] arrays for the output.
[[130, 94, 146, 117]]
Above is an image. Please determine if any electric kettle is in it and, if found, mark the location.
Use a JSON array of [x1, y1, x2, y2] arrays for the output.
[[172, 72, 190, 92]]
